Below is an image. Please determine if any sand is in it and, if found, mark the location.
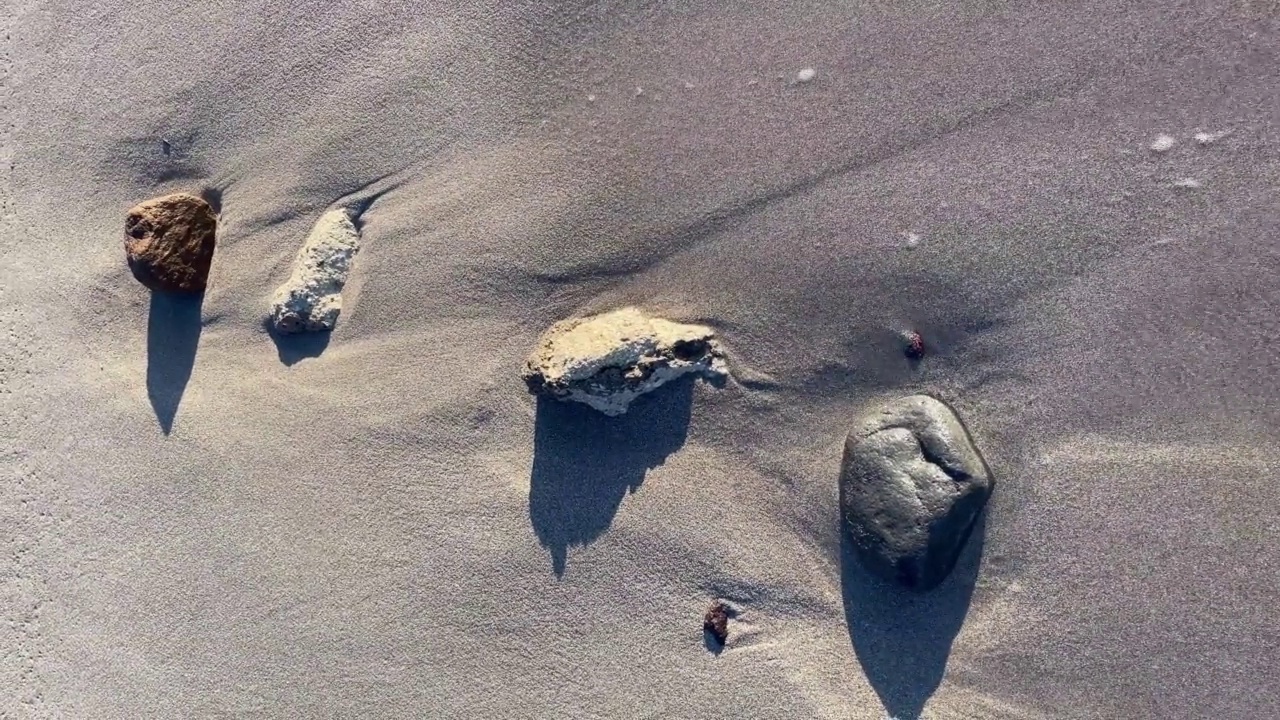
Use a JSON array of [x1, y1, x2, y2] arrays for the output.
[[4, 1, 1279, 718]]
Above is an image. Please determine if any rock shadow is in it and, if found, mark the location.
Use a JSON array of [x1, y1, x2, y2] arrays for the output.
[[146, 291, 204, 435], [264, 318, 331, 366], [841, 511, 986, 720], [528, 377, 695, 576]]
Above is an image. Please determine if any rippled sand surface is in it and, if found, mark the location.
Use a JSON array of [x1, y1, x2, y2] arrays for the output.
[[4, 1, 1278, 717]]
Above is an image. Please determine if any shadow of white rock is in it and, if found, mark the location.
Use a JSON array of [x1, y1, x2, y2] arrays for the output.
[[840, 395, 992, 592], [522, 308, 726, 416], [269, 209, 361, 334]]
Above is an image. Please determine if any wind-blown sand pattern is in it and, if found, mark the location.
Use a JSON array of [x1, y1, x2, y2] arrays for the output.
[[5, 1, 1279, 718]]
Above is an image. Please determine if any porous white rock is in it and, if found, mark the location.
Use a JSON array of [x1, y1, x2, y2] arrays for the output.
[[270, 209, 361, 334], [522, 307, 727, 416]]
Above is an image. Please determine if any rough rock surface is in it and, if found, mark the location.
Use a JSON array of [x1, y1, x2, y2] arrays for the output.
[[124, 193, 218, 293], [839, 395, 992, 591], [703, 600, 731, 646], [269, 209, 361, 334], [522, 307, 726, 416]]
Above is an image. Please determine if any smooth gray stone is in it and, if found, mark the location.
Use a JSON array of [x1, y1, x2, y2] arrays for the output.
[[839, 395, 992, 591]]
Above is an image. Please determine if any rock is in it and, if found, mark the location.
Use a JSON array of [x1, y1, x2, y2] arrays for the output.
[[124, 193, 218, 293], [269, 209, 361, 334], [901, 329, 925, 360], [703, 600, 731, 646], [522, 307, 726, 416], [839, 395, 992, 591]]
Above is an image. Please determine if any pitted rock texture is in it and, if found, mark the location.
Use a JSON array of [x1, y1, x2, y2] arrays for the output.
[[839, 395, 992, 591], [269, 209, 361, 334], [703, 600, 731, 646], [124, 193, 218, 293], [522, 307, 726, 416]]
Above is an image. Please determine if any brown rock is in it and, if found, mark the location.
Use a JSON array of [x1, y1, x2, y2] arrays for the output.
[[703, 600, 730, 645], [903, 329, 925, 360], [124, 193, 218, 293]]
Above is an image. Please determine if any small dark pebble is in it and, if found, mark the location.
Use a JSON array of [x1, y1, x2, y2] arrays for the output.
[[703, 600, 730, 645], [904, 330, 925, 359]]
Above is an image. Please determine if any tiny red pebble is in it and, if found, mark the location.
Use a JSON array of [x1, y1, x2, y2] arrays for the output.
[[703, 601, 730, 645], [905, 331, 925, 359]]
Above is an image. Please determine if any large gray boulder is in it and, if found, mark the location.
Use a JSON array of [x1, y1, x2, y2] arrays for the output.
[[839, 395, 992, 591], [522, 307, 726, 416]]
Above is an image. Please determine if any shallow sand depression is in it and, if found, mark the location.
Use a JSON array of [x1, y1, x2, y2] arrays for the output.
[[4, 1, 1280, 719]]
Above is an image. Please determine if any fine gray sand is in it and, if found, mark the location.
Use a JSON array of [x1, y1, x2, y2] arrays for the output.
[[4, 1, 1280, 718]]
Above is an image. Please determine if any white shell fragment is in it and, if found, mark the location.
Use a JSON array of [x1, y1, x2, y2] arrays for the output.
[[1193, 130, 1230, 145], [269, 209, 361, 334]]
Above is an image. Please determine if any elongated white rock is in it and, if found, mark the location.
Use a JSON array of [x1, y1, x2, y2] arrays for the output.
[[270, 209, 360, 334], [522, 307, 726, 416]]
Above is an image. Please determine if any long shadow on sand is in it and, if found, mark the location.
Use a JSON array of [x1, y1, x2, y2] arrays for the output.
[[146, 291, 204, 435], [264, 319, 331, 366], [841, 512, 987, 720], [528, 377, 694, 576]]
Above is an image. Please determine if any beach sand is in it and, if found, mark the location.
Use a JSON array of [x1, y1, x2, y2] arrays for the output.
[[4, 1, 1279, 717]]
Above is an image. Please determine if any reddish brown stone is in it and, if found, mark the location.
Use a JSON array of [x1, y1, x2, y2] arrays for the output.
[[124, 193, 217, 293], [703, 600, 730, 645], [903, 330, 925, 360]]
